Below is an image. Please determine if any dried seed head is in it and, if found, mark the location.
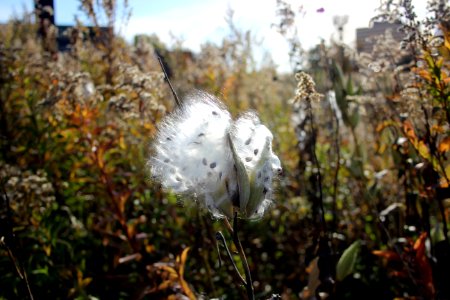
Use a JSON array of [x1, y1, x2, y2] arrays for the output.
[[293, 72, 323, 103]]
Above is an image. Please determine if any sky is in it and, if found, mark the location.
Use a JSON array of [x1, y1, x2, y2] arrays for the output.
[[0, 0, 428, 72]]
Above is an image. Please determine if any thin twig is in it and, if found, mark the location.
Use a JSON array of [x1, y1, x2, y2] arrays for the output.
[[331, 103, 341, 231], [215, 231, 246, 285], [223, 215, 255, 300], [1, 184, 34, 300], [232, 213, 255, 300], [306, 100, 327, 233], [215, 237, 223, 269], [157, 56, 181, 107]]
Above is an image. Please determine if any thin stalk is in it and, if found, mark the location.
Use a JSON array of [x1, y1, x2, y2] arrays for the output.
[[1, 185, 34, 300], [223, 214, 255, 300], [199, 214, 218, 296], [437, 196, 449, 244], [215, 231, 246, 285], [331, 104, 341, 231], [306, 100, 327, 233], [157, 56, 181, 107]]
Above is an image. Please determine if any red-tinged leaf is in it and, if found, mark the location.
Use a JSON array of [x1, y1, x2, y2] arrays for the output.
[[386, 93, 401, 101], [414, 232, 435, 298], [389, 270, 408, 278], [372, 250, 400, 261]]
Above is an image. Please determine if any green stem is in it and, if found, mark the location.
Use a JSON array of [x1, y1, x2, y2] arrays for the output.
[[224, 214, 255, 300], [216, 231, 246, 285]]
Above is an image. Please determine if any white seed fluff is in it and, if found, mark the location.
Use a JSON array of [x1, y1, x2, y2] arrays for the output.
[[150, 91, 281, 219]]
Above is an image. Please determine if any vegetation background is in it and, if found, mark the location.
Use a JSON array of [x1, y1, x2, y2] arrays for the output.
[[0, 0, 449, 299]]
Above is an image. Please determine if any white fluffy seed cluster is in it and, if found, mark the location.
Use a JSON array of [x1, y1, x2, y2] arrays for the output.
[[150, 92, 281, 219]]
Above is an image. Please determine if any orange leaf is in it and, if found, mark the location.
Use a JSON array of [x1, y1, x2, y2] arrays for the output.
[[415, 68, 432, 82], [178, 248, 196, 300], [179, 247, 189, 277], [403, 120, 417, 143], [372, 250, 400, 261], [438, 136, 450, 153], [158, 279, 174, 290], [118, 191, 131, 215], [156, 265, 178, 276], [179, 277, 196, 300], [376, 120, 396, 132]]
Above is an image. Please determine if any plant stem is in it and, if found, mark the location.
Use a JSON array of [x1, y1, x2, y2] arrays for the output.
[[1, 185, 34, 300], [158, 56, 181, 107], [216, 231, 246, 285], [223, 214, 255, 300], [306, 100, 327, 233], [331, 102, 341, 231], [437, 197, 449, 244]]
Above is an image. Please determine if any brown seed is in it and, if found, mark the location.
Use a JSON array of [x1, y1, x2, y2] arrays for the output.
[[245, 157, 252, 162], [202, 158, 207, 165], [210, 162, 217, 169], [254, 149, 259, 155]]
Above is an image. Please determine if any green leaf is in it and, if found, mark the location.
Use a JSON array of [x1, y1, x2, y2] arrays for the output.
[[431, 225, 446, 244], [336, 240, 361, 281]]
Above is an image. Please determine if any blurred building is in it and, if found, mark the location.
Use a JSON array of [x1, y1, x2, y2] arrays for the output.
[[35, 0, 110, 53], [356, 21, 404, 53]]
